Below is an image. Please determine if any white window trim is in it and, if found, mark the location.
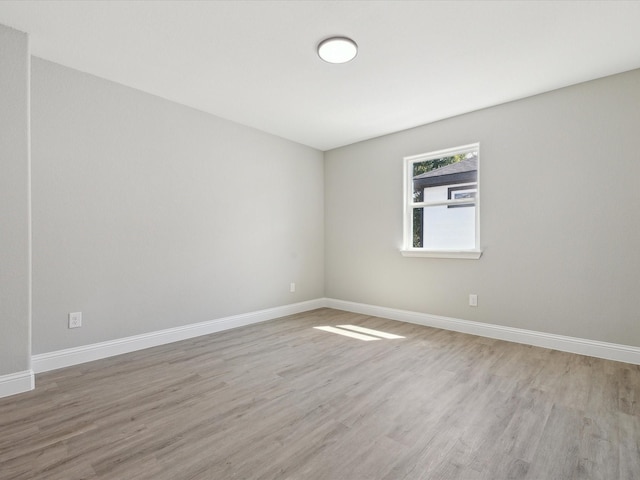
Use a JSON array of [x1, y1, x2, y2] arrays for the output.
[[400, 249, 482, 259], [401, 143, 482, 260]]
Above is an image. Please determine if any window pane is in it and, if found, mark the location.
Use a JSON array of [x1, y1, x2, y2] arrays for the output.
[[412, 207, 423, 248], [404, 143, 479, 254], [420, 203, 476, 250], [448, 185, 477, 208], [412, 152, 478, 201]]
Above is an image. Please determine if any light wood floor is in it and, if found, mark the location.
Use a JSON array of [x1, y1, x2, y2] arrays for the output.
[[1, 308, 639, 479]]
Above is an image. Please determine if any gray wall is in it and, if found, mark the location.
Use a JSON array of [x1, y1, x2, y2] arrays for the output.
[[325, 69, 640, 347], [31, 58, 324, 354], [12, 46, 640, 361], [0, 25, 31, 375]]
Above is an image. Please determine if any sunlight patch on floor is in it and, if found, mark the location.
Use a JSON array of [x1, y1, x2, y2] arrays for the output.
[[314, 326, 380, 341], [337, 325, 405, 339], [313, 325, 405, 341]]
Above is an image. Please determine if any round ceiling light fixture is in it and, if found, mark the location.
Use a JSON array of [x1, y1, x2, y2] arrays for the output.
[[317, 36, 358, 64]]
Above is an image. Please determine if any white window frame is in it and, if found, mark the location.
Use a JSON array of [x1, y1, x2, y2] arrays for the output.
[[401, 143, 482, 259]]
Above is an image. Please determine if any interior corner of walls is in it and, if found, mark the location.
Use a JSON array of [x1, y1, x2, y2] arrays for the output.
[[0, 21, 33, 400], [0, 370, 35, 399]]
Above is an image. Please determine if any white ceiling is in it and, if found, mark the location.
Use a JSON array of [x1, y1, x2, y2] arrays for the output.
[[1, 1, 639, 151]]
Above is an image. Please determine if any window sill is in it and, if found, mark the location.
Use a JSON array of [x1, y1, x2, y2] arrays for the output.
[[400, 249, 482, 259]]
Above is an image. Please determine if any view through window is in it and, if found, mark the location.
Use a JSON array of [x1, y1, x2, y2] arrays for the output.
[[403, 143, 480, 257]]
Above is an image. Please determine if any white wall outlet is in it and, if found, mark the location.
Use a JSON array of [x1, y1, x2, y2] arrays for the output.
[[469, 294, 478, 307], [68, 312, 82, 328], [290, 282, 296, 293]]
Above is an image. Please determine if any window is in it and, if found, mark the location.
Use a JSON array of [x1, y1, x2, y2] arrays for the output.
[[402, 143, 481, 259]]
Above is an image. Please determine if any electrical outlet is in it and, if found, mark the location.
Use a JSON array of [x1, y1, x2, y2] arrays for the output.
[[68, 312, 82, 328], [469, 294, 478, 307], [290, 282, 296, 293]]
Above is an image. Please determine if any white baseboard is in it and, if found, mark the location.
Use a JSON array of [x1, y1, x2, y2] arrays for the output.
[[324, 298, 640, 365], [0, 370, 35, 398], [30, 296, 640, 376], [32, 298, 325, 373]]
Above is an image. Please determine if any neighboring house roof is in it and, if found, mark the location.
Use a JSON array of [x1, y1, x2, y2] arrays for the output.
[[413, 155, 478, 188]]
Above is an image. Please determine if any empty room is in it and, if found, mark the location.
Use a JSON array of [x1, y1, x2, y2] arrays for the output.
[[1, 1, 639, 479]]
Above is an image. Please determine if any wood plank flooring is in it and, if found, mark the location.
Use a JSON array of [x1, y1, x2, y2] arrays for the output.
[[1, 308, 639, 479]]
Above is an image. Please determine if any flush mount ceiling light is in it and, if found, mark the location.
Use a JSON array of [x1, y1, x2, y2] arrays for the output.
[[317, 36, 358, 64]]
